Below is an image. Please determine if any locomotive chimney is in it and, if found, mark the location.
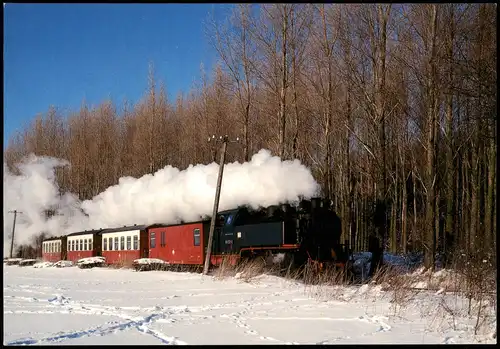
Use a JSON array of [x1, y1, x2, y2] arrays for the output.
[[322, 198, 331, 210], [267, 205, 280, 218], [280, 203, 292, 218], [311, 198, 321, 212], [299, 199, 311, 213]]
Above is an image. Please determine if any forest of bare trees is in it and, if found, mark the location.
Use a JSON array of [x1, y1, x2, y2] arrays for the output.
[[5, 4, 496, 270]]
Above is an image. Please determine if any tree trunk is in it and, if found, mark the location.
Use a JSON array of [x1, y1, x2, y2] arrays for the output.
[[484, 133, 495, 251], [278, 7, 288, 159], [423, 4, 439, 271], [402, 170, 408, 254], [443, 6, 455, 267]]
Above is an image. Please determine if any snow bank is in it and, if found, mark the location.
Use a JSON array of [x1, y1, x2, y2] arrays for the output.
[[3, 265, 496, 344]]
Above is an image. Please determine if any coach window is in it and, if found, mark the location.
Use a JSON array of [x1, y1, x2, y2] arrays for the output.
[[78, 239, 82, 251], [84, 239, 87, 251], [120, 236, 125, 250], [193, 229, 201, 246], [114, 237, 119, 250], [150, 232, 156, 248], [126, 236, 131, 250], [103, 238, 107, 251], [133, 235, 139, 250]]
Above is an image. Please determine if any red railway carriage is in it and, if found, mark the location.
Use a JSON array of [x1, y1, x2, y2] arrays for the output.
[[101, 225, 150, 266], [42, 236, 67, 262], [148, 221, 210, 265], [66, 229, 104, 262]]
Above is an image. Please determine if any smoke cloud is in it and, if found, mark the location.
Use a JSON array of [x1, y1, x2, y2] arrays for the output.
[[3, 149, 319, 255]]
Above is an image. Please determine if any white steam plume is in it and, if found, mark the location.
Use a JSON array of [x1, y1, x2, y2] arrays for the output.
[[3, 155, 90, 256], [3, 149, 319, 254]]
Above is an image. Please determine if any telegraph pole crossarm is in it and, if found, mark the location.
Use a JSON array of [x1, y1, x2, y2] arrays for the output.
[[203, 135, 240, 275], [8, 210, 23, 259]]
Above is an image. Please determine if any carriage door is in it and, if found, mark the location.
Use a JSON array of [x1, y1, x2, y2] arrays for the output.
[[220, 214, 235, 254]]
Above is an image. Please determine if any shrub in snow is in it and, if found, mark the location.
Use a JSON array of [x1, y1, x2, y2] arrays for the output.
[[18, 259, 38, 267], [132, 258, 168, 271], [5, 258, 23, 266], [33, 261, 54, 268], [53, 260, 73, 268], [76, 257, 106, 269]]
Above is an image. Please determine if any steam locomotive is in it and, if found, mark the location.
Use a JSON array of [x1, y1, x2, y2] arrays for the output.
[[42, 197, 350, 271]]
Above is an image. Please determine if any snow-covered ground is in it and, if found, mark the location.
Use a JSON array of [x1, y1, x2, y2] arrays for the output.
[[3, 265, 496, 345]]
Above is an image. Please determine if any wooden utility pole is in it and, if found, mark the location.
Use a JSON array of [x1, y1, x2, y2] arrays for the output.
[[8, 210, 22, 258], [203, 135, 239, 275]]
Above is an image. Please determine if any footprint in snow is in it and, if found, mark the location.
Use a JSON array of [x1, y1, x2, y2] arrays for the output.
[[443, 336, 455, 344]]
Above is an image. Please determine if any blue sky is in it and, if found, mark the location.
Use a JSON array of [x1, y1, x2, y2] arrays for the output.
[[3, 3, 233, 145]]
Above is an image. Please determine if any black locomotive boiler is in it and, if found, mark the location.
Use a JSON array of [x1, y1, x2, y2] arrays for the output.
[[211, 197, 349, 269]]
